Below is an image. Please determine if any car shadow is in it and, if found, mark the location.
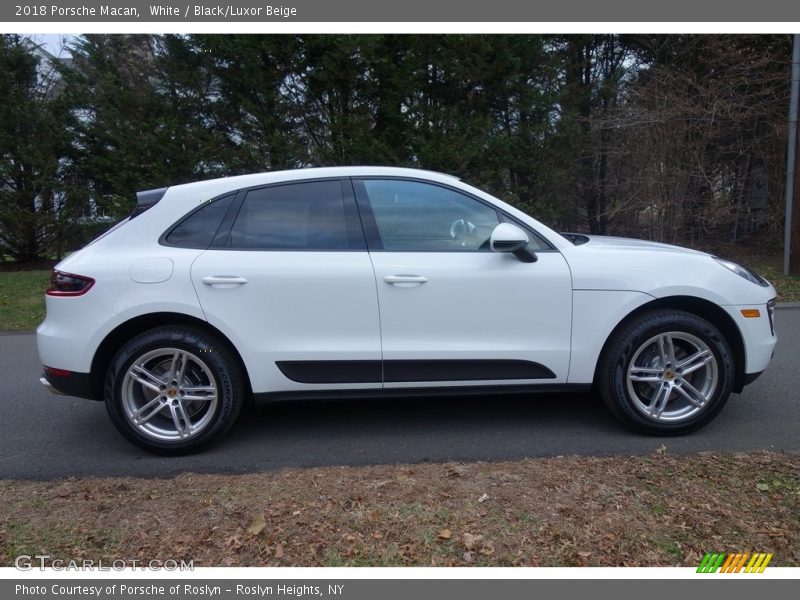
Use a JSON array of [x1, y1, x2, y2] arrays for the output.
[[214, 392, 636, 467]]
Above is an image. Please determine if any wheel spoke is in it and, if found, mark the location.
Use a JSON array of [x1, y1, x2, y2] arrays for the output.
[[176, 401, 194, 432], [180, 386, 216, 402], [175, 352, 188, 383], [657, 334, 677, 366], [675, 380, 708, 408], [677, 349, 712, 375], [630, 375, 662, 383], [168, 351, 188, 383], [129, 365, 165, 393], [648, 383, 673, 418], [132, 398, 165, 425], [169, 403, 189, 437], [629, 366, 663, 382]]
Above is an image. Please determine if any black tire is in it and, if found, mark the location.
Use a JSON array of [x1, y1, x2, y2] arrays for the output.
[[596, 309, 734, 435], [105, 325, 244, 455]]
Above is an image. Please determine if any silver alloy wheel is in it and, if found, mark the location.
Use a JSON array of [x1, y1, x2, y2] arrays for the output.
[[121, 347, 218, 442], [626, 331, 719, 422]]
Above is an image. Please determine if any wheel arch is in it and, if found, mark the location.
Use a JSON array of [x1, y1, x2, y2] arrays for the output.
[[594, 295, 746, 393], [89, 312, 252, 402]]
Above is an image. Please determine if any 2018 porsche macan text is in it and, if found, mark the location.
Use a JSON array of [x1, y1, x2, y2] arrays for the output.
[[37, 167, 777, 453]]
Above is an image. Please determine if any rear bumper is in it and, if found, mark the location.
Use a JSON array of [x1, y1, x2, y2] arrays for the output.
[[40, 367, 98, 400], [39, 377, 63, 395]]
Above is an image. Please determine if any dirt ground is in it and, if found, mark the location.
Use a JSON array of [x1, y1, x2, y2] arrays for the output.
[[1, 450, 797, 567]]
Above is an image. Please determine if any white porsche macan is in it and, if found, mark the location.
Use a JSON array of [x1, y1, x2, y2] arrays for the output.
[[36, 167, 777, 454]]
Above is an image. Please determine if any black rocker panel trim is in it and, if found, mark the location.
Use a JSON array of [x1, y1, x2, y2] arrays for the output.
[[276, 359, 556, 384], [384, 359, 555, 382], [277, 360, 382, 384]]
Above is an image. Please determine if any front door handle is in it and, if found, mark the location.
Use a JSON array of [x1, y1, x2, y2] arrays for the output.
[[201, 275, 248, 286], [384, 274, 429, 286]]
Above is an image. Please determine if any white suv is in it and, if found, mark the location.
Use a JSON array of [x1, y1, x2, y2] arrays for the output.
[[37, 167, 777, 454]]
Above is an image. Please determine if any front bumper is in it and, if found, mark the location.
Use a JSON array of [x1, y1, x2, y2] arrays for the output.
[[722, 300, 777, 378], [743, 370, 765, 386]]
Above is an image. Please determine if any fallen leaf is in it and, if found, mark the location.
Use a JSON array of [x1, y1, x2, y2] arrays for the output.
[[292, 510, 301, 516], [479, 541, 495, 556], [246, 514, 266, 536], [756, 483, 770, 492], [224, 535, 242, 550], [462, 532, 482, 550], [438, 528, 452, 540], [478, 493, 489, 503], [274, 543, 285, 558], [462, 551, 474, 563]]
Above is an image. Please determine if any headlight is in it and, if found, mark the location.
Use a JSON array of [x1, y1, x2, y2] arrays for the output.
[[713, 257, 770, 287]]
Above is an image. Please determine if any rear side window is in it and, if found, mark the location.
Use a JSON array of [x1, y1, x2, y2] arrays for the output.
[[229, 181, 349, 250], [164, 194, 235, 248]]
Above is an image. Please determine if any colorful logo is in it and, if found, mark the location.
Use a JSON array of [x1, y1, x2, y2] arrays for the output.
[[697, 552, 773, 573]]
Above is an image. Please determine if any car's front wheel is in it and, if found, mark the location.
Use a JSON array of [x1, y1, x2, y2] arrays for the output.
[[597, 309, 734, 434], [105, 326, 244, 454]]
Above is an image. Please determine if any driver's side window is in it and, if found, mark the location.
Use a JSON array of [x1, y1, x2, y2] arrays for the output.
[[361, 179, 500, 251]]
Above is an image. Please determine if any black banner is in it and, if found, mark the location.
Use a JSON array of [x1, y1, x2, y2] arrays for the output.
[[4, 0, 800, 22]]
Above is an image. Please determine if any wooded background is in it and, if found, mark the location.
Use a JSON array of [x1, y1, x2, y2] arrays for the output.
[[0, 34, 793, 263]]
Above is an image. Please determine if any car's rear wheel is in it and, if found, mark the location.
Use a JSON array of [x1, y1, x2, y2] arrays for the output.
[[597, 309, 734, 434], [105, 326, 243, 454]]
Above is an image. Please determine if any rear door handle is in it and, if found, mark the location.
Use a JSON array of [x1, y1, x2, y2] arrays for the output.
[[201, 275, 248, 286], [384, 274, 428, 286]]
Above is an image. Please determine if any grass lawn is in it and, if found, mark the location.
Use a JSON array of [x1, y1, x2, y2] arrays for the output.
[[0, 270, 50, 332]]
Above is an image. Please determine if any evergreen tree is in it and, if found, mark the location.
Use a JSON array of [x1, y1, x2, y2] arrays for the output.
[[0, 35, 69, 262]]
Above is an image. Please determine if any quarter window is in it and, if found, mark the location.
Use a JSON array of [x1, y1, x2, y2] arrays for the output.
[[229, 181, 350, 250], [164, 194, 234, 249]]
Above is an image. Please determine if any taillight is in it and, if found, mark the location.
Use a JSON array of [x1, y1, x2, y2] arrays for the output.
[[46, 270, 95, 296]]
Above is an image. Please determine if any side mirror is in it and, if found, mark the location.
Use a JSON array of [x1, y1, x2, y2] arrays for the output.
[[490, 223, 537, 263]]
